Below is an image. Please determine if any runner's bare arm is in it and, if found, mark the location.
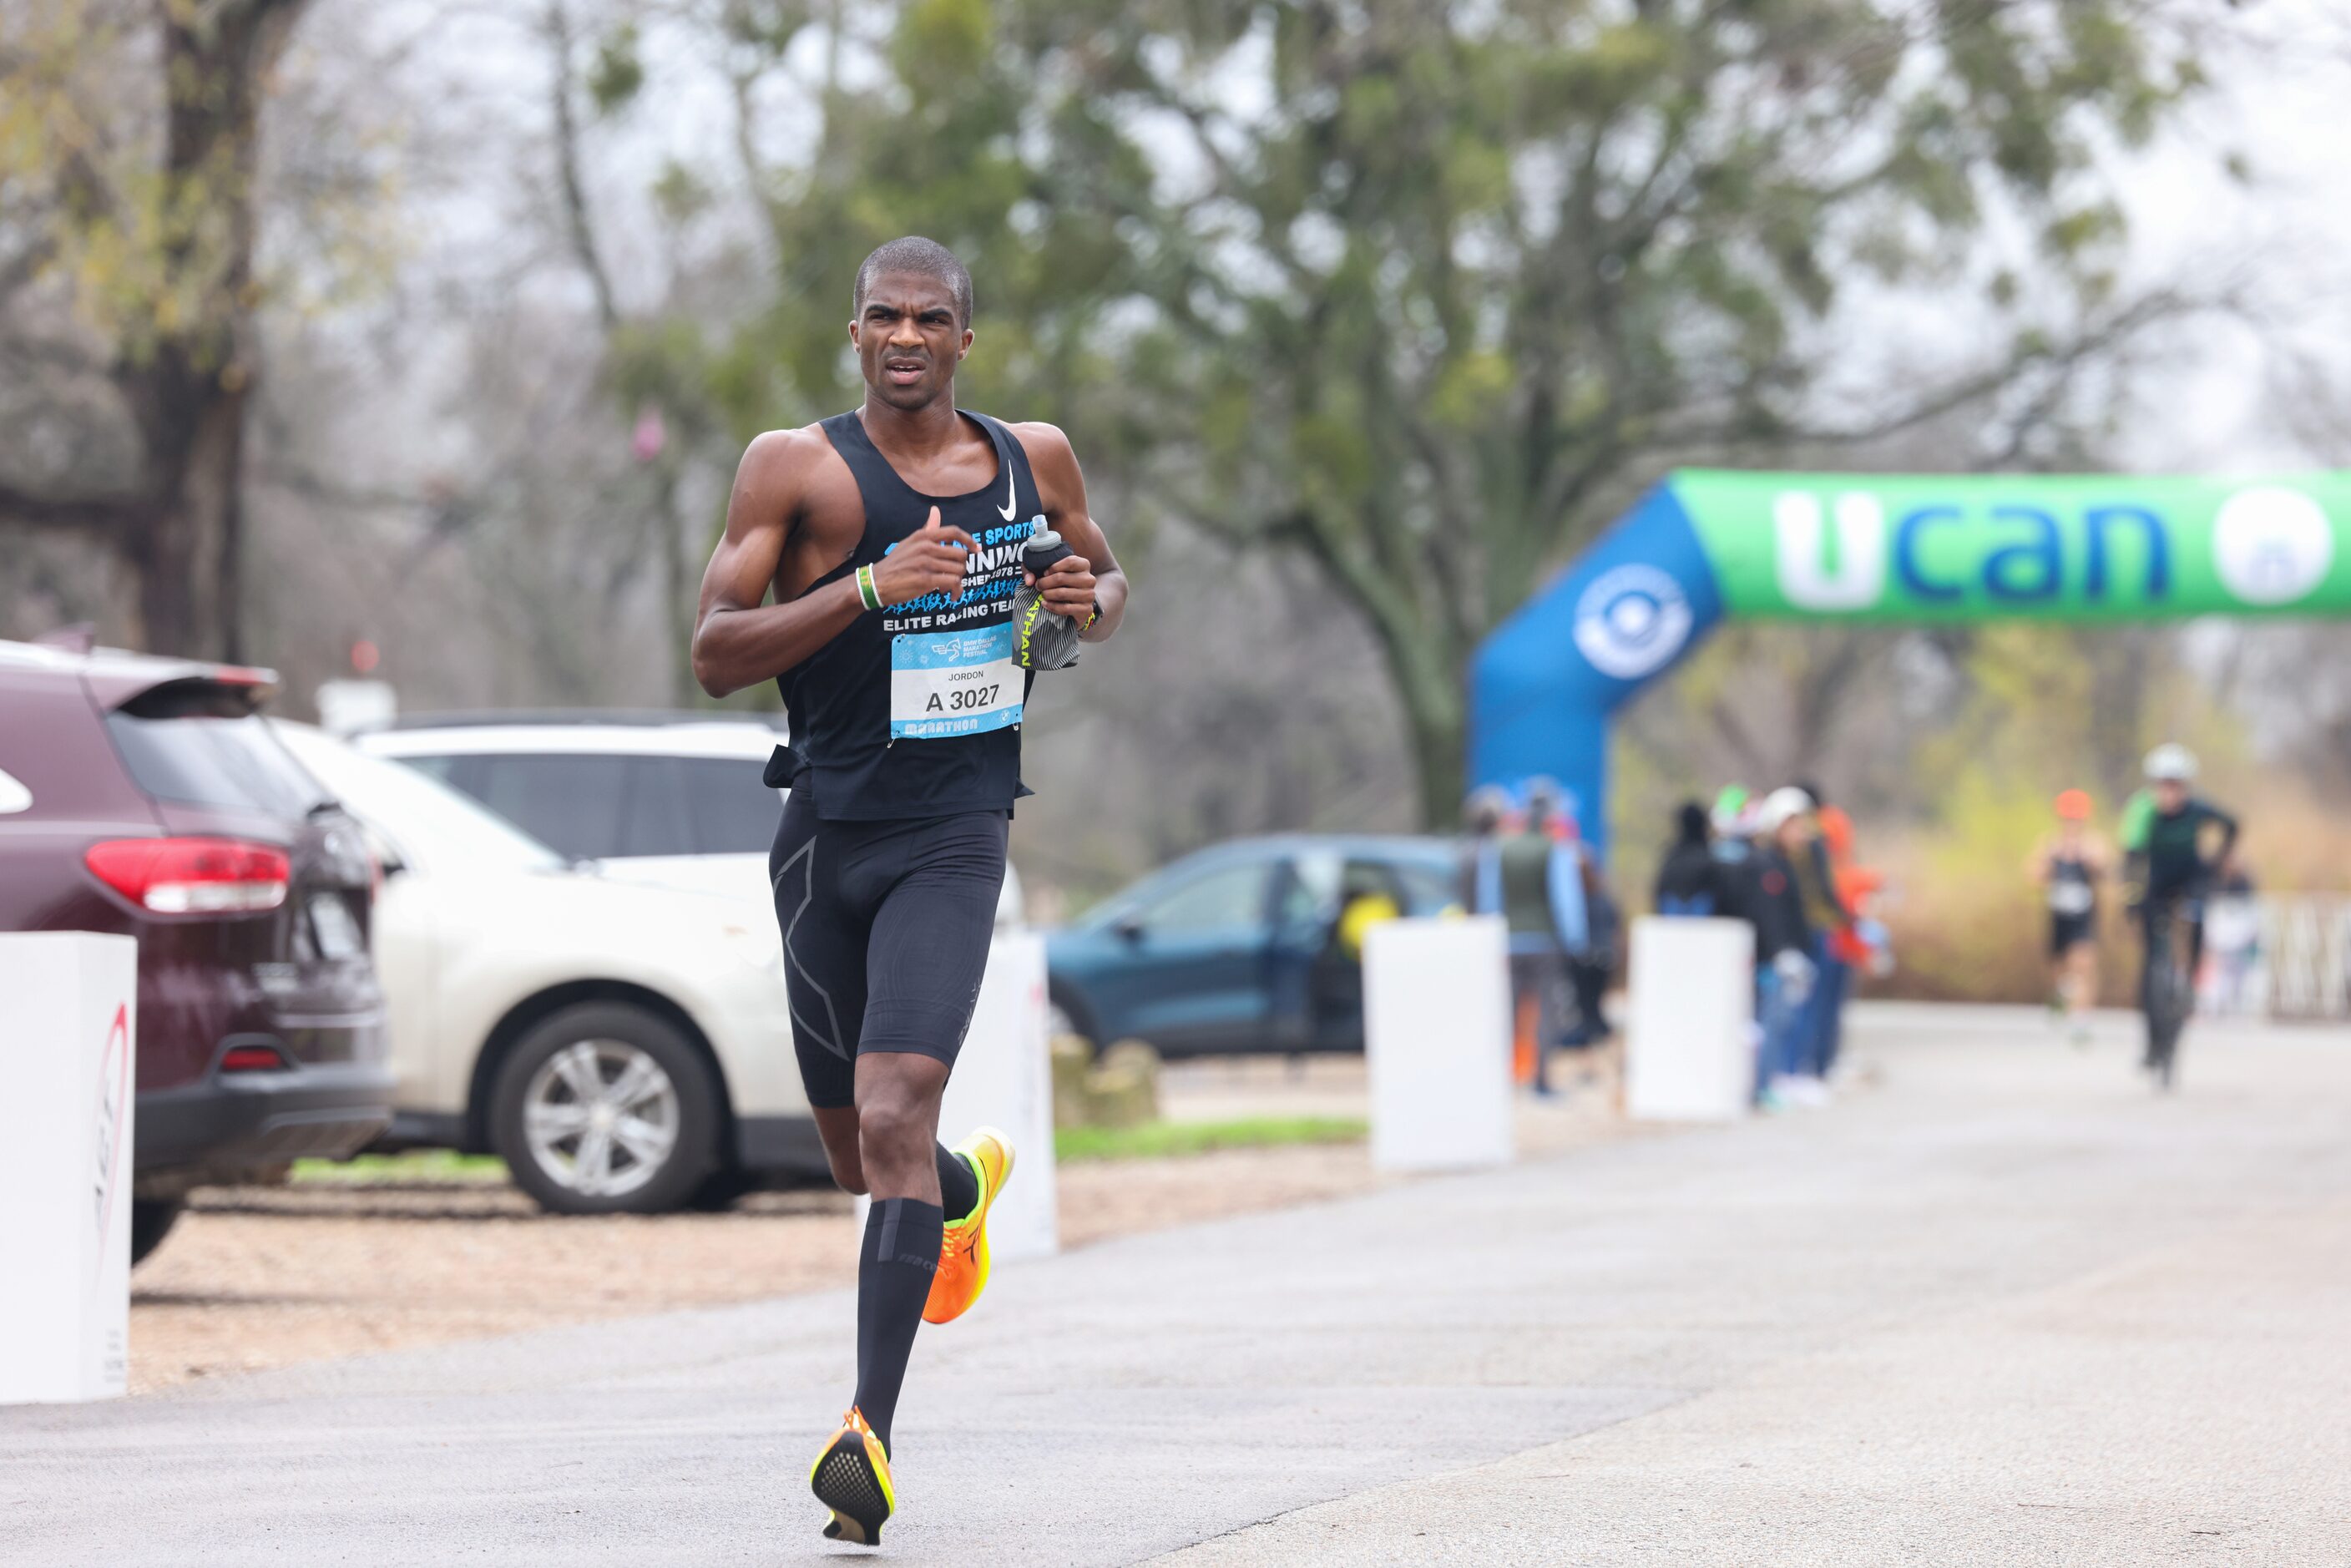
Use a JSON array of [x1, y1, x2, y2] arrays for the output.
[[1014, 422, 1127, 642], [691, 431, 976, 696]]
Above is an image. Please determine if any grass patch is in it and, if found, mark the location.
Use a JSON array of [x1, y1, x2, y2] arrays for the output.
[[291, 1150, 510, 1186], [1054, 1115, 1368, 1164]]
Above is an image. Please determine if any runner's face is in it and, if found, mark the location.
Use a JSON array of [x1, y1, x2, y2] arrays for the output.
[[2154, 779, 2188, 812], [850, 272, 971, 409]]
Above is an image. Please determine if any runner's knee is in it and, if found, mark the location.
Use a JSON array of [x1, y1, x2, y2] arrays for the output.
[[853, 1080, 938, 1174]]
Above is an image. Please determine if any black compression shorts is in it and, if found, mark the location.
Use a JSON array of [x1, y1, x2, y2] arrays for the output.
[[769, 791, 1008, 1110], [2050, 912, 2096, 957]]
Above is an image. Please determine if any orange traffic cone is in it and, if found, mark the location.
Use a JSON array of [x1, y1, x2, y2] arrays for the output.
[[1513, 991, 1539, 1086]]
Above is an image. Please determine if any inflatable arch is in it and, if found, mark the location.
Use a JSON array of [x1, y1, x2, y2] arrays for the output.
[[1469, 470, 2351, 853]]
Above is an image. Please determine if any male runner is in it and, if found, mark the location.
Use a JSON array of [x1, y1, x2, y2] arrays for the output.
[[690, 236, 1127, 1545], [2120, 744, 2237, 1078]]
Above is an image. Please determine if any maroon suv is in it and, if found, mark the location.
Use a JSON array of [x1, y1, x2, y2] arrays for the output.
[[0, 639, 391, 1261]]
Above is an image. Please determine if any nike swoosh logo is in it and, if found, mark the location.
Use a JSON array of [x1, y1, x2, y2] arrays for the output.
[[997, 463, 1017, 521]]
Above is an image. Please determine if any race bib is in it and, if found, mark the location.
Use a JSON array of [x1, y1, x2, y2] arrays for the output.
[[891, 625, 1024, 739], [2048, 880, 2094, 916]]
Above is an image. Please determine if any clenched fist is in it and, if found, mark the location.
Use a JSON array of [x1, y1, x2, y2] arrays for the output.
[[872, 507, 975, 605], [1024, 553, 1097, 621]]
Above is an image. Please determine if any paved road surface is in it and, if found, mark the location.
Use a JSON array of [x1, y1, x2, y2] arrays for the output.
[[8, 1005, 2349, 1565]]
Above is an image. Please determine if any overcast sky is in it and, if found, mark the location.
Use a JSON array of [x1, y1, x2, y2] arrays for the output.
[[2110, 0, 2351, 472], [287, 0, 2351, 486]]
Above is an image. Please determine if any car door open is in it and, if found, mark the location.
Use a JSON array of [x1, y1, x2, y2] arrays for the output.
[[1093, 859, 1275, 1054]]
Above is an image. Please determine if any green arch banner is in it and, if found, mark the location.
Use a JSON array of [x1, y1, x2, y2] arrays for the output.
[[1471, 469, 2351, 849], [1683, 470, 2351, 620]]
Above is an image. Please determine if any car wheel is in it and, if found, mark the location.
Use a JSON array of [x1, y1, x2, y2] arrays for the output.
[[489, 1003, 720, 1215], [129, 1198, 184, 1267]]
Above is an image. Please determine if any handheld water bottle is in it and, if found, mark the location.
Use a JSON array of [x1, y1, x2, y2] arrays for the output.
[[1011, 529, 1084, 670]]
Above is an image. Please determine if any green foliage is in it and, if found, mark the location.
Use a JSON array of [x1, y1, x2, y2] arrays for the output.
[[588, 23, 645, 115], [1055, 1115, 1367, 1163], [291, 1151, 510, 1186], [650, 159, 712, 225], [635, 0, 2209, 822], [0, 1, 392, 371]]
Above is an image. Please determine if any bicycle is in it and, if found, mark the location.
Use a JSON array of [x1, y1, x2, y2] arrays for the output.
[[2138, 893, 2199, 1091]]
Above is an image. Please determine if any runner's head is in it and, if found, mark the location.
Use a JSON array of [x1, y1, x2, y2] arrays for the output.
[[1523, 776, 1571, 834], [1711, 784, 1752, 837], [850, 236, 974, 410], [1464, 785, 1514, 836], [2054, 788, 2092, 824], [1758, 786, 1813, 847], [2143, 742, 2196, 811]]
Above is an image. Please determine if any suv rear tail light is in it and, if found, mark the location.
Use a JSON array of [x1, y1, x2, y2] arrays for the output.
[[219, 1044, 293, 1073], [84, 837, 291, 914]]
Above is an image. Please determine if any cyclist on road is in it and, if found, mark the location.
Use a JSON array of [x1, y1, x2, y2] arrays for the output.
[[2119, 744, 2237, 1085], [690, 236, 1127, 1545], [2029, 789, 2111, 1047]]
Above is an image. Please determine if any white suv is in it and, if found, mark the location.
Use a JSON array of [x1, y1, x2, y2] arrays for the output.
[[274, 723, 820, 1213], [357, 715, 1024, 924]]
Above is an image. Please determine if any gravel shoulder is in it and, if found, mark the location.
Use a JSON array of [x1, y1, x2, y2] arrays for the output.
[[129, 1055, 1632, 1393]]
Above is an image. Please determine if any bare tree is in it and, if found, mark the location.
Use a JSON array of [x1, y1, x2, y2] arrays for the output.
[[0, 0, 334, 656]]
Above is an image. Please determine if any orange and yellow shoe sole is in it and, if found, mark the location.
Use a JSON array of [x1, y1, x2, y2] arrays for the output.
[[924, 1128, 1014, 1325], [810, 1409, 894, 1545]]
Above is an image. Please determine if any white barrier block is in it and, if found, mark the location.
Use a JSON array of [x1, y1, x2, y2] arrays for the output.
[[1625, 916, 1753, 1121], [0, 932, 138, 1404], [938, 930, 1058, 1261], [1363, 916, 1513, 1172]]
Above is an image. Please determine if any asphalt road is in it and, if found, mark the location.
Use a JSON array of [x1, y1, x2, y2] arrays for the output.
[[8, 1004, 2348, 1566]]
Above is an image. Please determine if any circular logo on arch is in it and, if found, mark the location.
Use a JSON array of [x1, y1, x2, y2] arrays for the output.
[[1574, 564, 1693, 680], [2213, 486, 2334, 606]]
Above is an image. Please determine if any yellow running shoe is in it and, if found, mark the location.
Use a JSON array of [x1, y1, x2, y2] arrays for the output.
[[810, 1407, 894, 1546], [923, 1126, 1014, 1325]]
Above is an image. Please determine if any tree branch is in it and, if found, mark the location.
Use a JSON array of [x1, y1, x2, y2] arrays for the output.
[[1763, 286, 2225, 453], [0, 480, 133, 536], [544, 0, 618, 330]]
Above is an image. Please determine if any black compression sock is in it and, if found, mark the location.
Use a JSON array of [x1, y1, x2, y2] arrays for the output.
[[853, 1197, 943, 1455], [935, 1142, 979, 1225]]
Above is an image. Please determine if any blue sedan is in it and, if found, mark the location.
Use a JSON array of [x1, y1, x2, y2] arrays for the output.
[[1044, 835, 1464, 1057]]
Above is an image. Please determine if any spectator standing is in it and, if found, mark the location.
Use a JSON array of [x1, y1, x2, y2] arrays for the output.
[[1462, 785, 1514, 915], [1522, 780, 1596, 1085], [2201, 850, 2262, 1016], [1706, 787, 1761, 929], [1782, 784, 1853, 1096], [1654, 801, 1723, 916], [1803, 786, 1864, 1080], [1749, 789, 1817, 1108], [1529, 781, 1609, 1052], [1464, 785, 1584, 1093]]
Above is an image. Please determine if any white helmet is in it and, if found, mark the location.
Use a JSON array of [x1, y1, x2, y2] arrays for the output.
[[2143, 742, 2197, 782], [1757, 786, 1816, 832]]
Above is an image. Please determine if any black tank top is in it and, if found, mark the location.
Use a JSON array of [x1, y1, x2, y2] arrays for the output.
[[2048, 852, 2096, 918], [771, 408, 1043, 821]]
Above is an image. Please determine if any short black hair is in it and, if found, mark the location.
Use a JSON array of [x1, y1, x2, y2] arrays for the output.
[[853, 236, 973, 328]]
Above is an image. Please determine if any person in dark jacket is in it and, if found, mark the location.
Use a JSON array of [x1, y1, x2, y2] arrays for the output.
[[1654, 801, 1722, 915], [1749, 789, 1818, 1106]]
